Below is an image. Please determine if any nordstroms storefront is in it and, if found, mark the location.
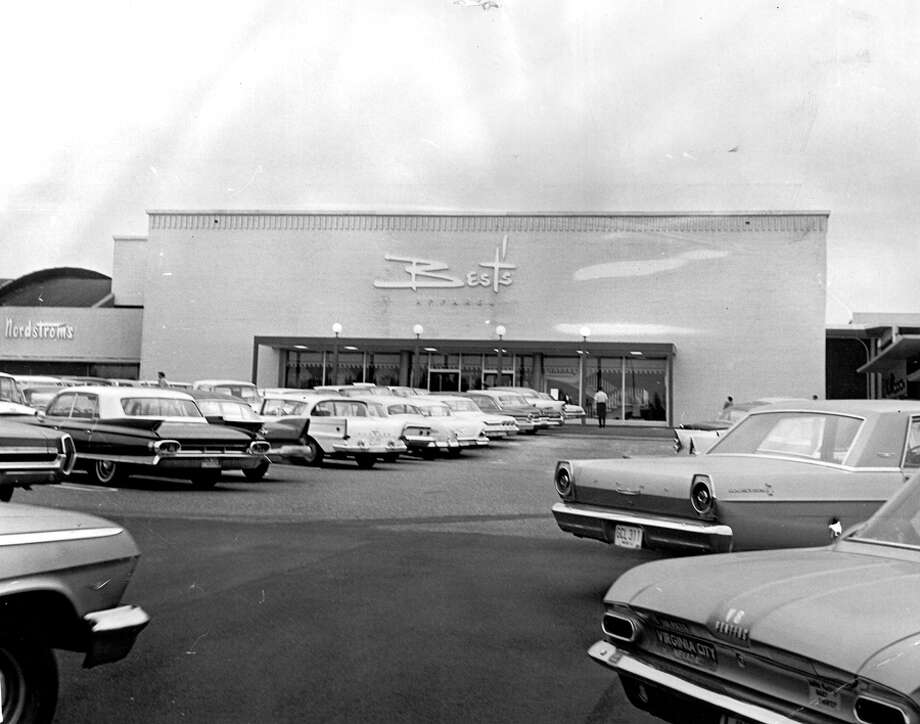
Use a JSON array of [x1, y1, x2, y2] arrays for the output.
[[132, 211, 828, 426]]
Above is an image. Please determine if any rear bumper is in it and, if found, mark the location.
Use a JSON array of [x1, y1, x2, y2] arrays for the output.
[[83, 604, 150, 668], [551, 501, 733, 553], [588, 641, 803, 724], [332, 440, 408, 456]]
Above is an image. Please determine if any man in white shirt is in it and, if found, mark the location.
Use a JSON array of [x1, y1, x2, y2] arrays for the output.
[[593, 388, 609, 428]]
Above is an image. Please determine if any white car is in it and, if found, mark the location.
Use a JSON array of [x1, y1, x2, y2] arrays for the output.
[[192, 379, 262, 411], [406, 397, 490, 453], [427, 394, 519, 439], [491, 386, 566, 427], [256, 393, 406, 468], [358, 395, 455, 458]]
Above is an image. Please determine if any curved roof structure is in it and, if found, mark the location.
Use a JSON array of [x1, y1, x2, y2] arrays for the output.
[[0, 267, 112, 307]]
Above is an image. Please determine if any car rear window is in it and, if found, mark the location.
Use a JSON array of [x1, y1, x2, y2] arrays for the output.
[[710, 411, 862, 463], [121, 397, 203, 417]]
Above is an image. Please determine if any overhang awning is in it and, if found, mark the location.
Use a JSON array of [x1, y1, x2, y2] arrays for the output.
[[857, 334, 920, 374]]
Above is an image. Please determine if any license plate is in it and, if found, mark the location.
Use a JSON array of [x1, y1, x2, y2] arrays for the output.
[[655, 629, 718, 668], [614, 524, 643, 549], [200, 459, 220, 468]]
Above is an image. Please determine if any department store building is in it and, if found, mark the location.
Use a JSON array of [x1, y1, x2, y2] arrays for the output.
[[0, 210, 830, 427]]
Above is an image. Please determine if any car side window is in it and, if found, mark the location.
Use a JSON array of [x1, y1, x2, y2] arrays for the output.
[[312, 402, 332, 417], [905, 419, 920, 467], [47, 393, 76, 417], [71, 392, 99, 419]]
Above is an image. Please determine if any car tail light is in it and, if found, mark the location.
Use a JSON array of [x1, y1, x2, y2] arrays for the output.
[[249, 441, 271, 455], [672, 435, 683, 454], [602, 611, 642, 644], [854, 696, 909, 724], [60, 434, 77, 475], [554, 462, 574, 497], [152, 439, 181, 455], [690, 474, 715, 516]]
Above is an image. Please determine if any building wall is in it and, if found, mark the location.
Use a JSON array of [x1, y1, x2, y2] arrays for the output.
[[140, 211, 827, 422], [112, 236, 147, 307]]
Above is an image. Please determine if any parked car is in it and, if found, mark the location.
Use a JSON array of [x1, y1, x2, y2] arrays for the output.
[[197, 391, 314, 466], [19, 384, 63, 411], [590, 470, 920, 724], [463, 390, 545, 434], [0, 502, 149, 722], [0, 413, 77, 501], [256, 393, 407, 468], [357, 395, 452, 458], [192, 379, 262, 410], [673, 397, 806, 454], [427, 394, 519, 439], [408, 397, 490, 453], [0, 371, 40, 415], [491, 386, 565, 426], [553, 399, 920, 554], [39, 386, 271, 488]]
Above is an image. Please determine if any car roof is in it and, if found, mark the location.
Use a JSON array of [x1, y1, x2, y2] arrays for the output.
[[186, 389, 250, 403], [752, 399, 920, 415], [53, 385, 196, 400]]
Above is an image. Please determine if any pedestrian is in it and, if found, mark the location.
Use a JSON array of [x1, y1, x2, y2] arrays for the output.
[[723, 395, 734, 409], [157, 371, 169, 388], [593, 387, 609, 428]]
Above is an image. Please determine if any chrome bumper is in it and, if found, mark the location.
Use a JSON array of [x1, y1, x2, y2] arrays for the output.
[[332, 440, 408, 455], [551, 502, 733, 553], [83, 604, 150, 668], [588, 641, 799, 724]]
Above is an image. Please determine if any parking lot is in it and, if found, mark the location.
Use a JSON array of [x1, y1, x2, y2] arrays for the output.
[[25, 428, 671, 723]]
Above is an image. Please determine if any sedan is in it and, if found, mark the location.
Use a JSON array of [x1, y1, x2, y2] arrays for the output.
[[553, 399, 920, 553], [0, 414, 76, 502], [40, 386, 270, 488], [0, 502, 148, 722], [590, 470, 920, 723]]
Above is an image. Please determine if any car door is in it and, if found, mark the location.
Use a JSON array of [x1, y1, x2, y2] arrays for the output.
[[44, 391, 96, 452], [308, 400, 349, 452]]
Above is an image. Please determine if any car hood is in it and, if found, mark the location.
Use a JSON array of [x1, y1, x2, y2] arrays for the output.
[[607, 544, 920, 690], [0, 502, 123, 536]]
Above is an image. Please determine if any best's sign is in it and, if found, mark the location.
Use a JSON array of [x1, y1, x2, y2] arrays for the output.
[[4, 318, 74, 341]]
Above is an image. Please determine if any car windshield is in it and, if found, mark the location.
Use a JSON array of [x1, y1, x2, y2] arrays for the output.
[[497, 394, 528, 406], [443, 398, 477, 412], [120, 397, 203, 417], [214, 385, 259, 402], [850, 475, 920, 549], [708, 411, 863, 463], [198, 399, 261, 421], [419, 405, 450, 417]]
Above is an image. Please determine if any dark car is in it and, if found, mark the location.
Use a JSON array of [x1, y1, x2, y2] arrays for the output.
[[40, 386, 270, 489], [462, 390, 544, 434], [0, 415, 77, 501], [189, 389, 312, 468]]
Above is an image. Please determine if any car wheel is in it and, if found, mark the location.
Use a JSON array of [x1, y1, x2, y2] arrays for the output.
[[302, 438, 324, 467], [0, 639, 59, 724], [191, 471, 221, 489], [0, 485, 12, 503], [355, 455, 376, 469], [89, 460, 121, 485], [243, 459, 270, 481]]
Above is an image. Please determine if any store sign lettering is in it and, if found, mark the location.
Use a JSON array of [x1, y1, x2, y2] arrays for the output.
[[4, 318, 75, 341], [374, 236, 516, 293]]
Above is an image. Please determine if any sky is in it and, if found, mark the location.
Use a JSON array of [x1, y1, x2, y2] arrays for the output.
[[1, 1, 918, 324]]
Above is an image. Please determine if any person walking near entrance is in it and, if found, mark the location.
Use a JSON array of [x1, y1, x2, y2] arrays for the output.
[[157, 371, 169, 388], [594, 387, 609, 428]]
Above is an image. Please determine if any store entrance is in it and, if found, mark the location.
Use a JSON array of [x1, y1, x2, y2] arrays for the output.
[[429, 370, 461, 392]]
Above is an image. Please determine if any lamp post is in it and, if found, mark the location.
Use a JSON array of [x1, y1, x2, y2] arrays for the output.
[[412, 324, 424, 388], [331, 322, 342, 385], [578, 326, 591, 421], [495, 324, 506, 387]]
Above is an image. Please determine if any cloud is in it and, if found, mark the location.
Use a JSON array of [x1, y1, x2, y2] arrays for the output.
[[573, 248, 729, 281]]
